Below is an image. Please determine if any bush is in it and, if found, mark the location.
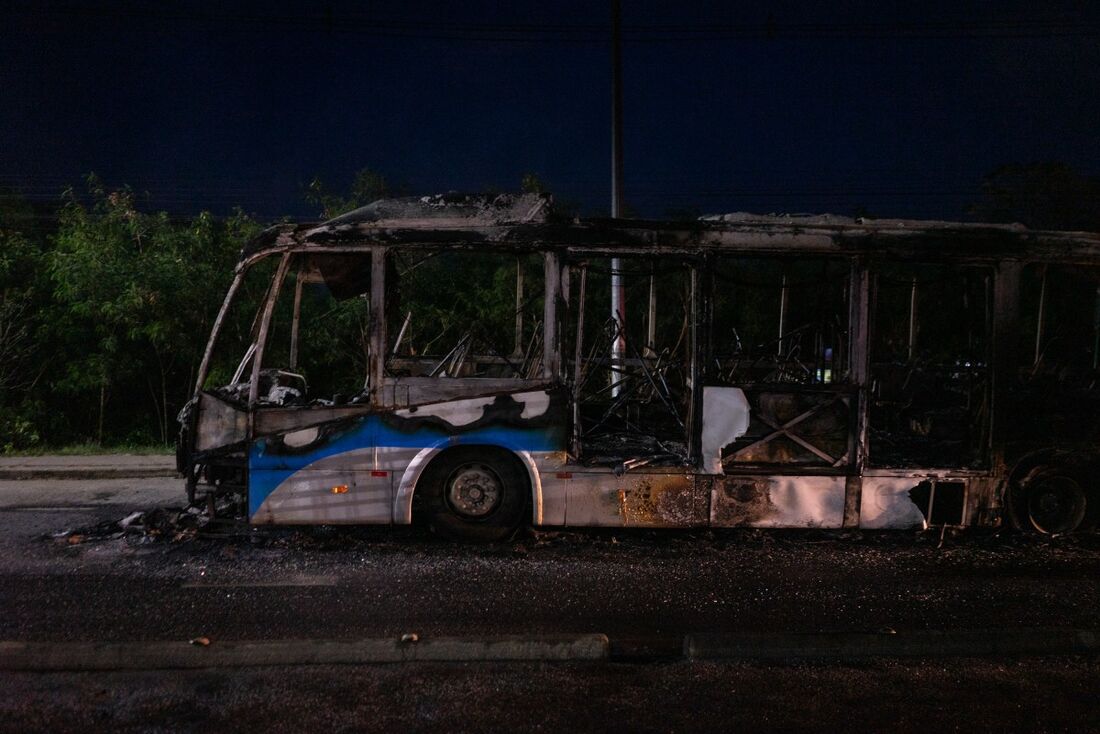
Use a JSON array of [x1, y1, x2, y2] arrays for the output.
[[0, 408, 40, 453]]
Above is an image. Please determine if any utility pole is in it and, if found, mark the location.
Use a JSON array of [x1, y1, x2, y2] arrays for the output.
[[610, 0, 626, 396]]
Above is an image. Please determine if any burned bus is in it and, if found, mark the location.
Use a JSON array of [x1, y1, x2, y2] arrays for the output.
[[176, 193, 1100, 539]]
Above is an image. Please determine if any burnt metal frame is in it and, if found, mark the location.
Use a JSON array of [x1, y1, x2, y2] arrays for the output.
[[986, 259, 1023, 520], [845, 259, 872, 525], [725, 393, 853, 467], [703, 253, 864, 479], [193, 267, 248, 395], [561, 253, 701, 463], [192, 218, 1097, 514], [229, 246, 551, 412]]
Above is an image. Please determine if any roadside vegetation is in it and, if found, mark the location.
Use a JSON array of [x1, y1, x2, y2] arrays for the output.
[[2, 443, 173, 457]]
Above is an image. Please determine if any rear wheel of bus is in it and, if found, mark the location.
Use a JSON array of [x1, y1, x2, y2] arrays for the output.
[[1021, 469, 1090, 534], [1008, 456, 1096, 535], [419, 446, 529, 542]]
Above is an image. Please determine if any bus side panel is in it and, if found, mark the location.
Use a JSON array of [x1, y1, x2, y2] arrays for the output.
[[249, 417, 397, 525], [250, 388, 568, 525], [710, 475, 846, 528], [859, 473, 973, 529], [554, 470, 707, 528]]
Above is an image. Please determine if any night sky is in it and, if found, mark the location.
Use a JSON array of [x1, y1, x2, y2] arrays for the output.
[[2, 1, 1099, 221]]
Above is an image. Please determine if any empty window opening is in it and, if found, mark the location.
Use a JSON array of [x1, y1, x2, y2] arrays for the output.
[[566, 256, 694, 465], [908, 479, 967, 525], [869, 263, 991, 468], [710, 256, 853, 469], [386, 250, 545, 380], [1009, 264, 1100, 450]]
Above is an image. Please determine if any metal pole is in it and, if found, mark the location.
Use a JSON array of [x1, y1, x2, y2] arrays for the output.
[[368, 247, 388, 405], [907, 276, 918, 360], [1034, 267, 1047, 367], [543, 252, 561, 380], [289, 263, 305, 369], [391, 311, 412, 358], [646, 271, 657, 356], [514, 256, 525, 357], [610, 0, 626, 396], [777, 274, 789, 356], [572, 266, 589, 456]]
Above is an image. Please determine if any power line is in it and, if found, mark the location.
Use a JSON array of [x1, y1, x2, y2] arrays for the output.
[[9, 5, 1100, 42]]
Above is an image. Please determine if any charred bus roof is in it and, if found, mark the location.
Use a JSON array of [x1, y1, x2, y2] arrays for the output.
[[241, 192, 1100, 266]]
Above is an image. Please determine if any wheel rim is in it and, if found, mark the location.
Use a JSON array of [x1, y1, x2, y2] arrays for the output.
[[1027, 475, 1087, 534], [445, 462, 504, 519]]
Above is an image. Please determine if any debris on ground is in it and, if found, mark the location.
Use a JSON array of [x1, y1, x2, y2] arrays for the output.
[[51, 520, 121, 545], [48, 499, 1100, 561], [50, 499, 245, 546]]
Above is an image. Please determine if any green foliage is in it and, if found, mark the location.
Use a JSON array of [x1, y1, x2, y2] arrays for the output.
[[0, 407, 40, 453], [5, 441, 172, 456], [293, 281, 373, 396], [306, 168, 401, 219], [391, 251, 542, 361], [2, 176, 259, 447], [520, 172, 547, 194], [0, 228, 42, 397]]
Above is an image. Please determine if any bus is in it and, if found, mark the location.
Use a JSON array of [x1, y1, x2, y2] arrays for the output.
[[176, 193, 1100, 540]]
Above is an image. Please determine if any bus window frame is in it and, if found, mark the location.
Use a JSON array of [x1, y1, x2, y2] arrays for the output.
[[704, 253, 861, 474]]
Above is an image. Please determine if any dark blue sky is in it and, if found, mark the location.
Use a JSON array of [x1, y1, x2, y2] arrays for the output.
[[2, 1, 1098, 221]]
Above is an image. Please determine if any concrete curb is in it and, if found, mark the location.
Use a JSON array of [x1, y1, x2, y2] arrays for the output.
[[0, 468, 178, 481], [684, 628, 1100, 661], [4, 629, 1097, 671], [0, 635, 610, 671]]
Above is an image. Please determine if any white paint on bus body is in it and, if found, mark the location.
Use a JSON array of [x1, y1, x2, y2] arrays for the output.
[[395, 397, 495, 427], [859, 476, 929, 530], [393, 390, 553, 428], [700, 387, 751, 474], [282, 426, 320, 448], [708, 475, 847, 528], [518, 390, 551, 419]]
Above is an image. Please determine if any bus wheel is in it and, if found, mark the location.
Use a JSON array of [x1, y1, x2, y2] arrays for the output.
[[420, 446, 529, 542], [1022, 470, 1089, 535]]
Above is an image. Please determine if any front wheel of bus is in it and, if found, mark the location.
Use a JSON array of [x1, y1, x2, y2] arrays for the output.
[[420, 447, 529, 542]]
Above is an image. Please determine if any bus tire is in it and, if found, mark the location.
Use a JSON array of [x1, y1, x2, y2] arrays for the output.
[[1011, 464, 1092, 535], [419, 446, 529, 542]]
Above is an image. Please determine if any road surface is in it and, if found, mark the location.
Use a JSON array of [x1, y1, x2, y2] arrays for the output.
[[1, 476, 1098, 732]]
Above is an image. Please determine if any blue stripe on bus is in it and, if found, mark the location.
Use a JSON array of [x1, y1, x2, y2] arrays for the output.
[[248, 415, 563, 517]]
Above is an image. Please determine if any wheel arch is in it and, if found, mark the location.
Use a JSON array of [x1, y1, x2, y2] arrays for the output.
[[392, 441, 543, 526]]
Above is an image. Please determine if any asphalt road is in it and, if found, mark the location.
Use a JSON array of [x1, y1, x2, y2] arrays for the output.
[[5, 657, 1098, 733], [2, 477, 1099, 732]]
